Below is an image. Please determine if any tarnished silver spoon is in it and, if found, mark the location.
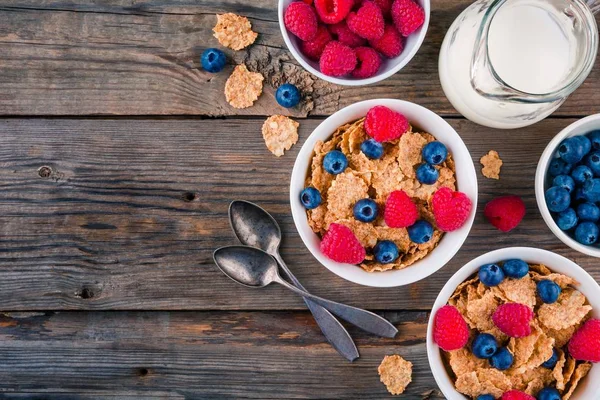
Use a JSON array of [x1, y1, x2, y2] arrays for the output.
[[213, 245, 398, 338]]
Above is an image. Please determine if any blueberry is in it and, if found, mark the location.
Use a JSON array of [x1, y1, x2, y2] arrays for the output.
[[416, 163, 439, 185], [545, 186, 571, 212], [574, 187, 587, 202], [556, 208, 578, 231], [373, 240, 399, 264], [407, 220, 434, 244], [558, 136, 586, 164], [585, 151, 600, 175], [275, 83, 301, 108], [542, 348, 559, 369], [587, 130, 600, 150], [353, 199, 378, 222], [575, 221, 599, 245], [577, 202, 600, 222], [501, 259, 529, 279], [360, 139, 384, 160], [582, 178, 600, 202], [576, 135, 592, 155], [552, 175, 575, 193], [489, 347, 514, 370], [571, 165, 593, 184], [536, 387, 561, 400], [201, 48, 226, 73], [477, 396, 495, 400], [479, 263, 505, 286], [548, 158, 572, 177], [422, 141, 448, 165], [323, 150, 348, 175], [472, 333, 498, 359], [537, 279, 561, 304], [300, 187, 322, 209]]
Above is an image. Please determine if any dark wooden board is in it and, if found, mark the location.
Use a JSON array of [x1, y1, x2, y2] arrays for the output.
[[0, 0, 600, 117], [0, 117, 596, 310]]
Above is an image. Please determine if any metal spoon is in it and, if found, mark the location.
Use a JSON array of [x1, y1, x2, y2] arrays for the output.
[[213, 246, 398, 338], [228, 200, 359, 361]]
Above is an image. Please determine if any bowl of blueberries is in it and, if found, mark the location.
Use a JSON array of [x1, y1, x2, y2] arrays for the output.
[[536, 114, 600, 257]]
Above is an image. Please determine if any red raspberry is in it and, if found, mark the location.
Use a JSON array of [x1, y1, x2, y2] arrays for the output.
[[284, 2, 319, 41], [314, 0, 354, 24], [352, 47, 382, 79], [391, 0, 425, 37], [347, 1, 385, 40], [433, 305, 469, 351], [357, 0, 394, 18], [501, 391, 535, 400], [484, 196, 526, 233], [431, 187, 472, 232], [303, 0, 314, 4], [320, 223, 366, 264], [329, 21, 367, 48], [568, 319, 600, 362], [492, 303, 534, 338], [384, 190, 418, 228], [301, 25, 332, 61], [364, 105, 409, 142], [369, 24, 404, 58], [319, 41, 357, 77]]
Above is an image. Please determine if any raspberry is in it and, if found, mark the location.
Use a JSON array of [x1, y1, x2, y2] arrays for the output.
[[352, 47, 382, 79], [369, 24, 404, 58], [492, 303, 534, 338], [347, 1, 385, 40], [314, 0, 354, 24], [364, 105, 409, 142], [431, 187, 472, 232], [319, 41, 357, 77], [433, 305, 469, 351], [357, 0, 394, 18], [501, 391, 535, 400], [568, 319, 600, 362], [320, 223, 366, 264], [391, 0, 425, 36], [484, 196, 526, 232], [284, 2, 319, 41], [329, 21, 367, 48], [303, 0, 314, 3], [384, 190, 418, 228], [300, 25, 332, 61]]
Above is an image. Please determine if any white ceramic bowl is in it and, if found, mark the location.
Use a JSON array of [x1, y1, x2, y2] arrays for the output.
[[277, 0, 430, 86], [290, 99, 478, 287], [427, 247, 600, 399], [535, 114, 600, 257]]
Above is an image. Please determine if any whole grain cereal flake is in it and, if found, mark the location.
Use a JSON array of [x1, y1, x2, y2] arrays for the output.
[[480, 150, 503, 179], [261, 115, 299, 157], [213, 13, 258, 51], [225, 65, 264, 109], [378, 355, 412, 395]]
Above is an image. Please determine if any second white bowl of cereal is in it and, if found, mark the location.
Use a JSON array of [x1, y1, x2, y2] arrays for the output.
[[290, 99, 477, 287], [427, 247, 600, 400]]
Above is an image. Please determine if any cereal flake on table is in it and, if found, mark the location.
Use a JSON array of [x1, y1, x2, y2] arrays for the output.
[[261, 115, 299, 157], [480, 150, 503, 179], [224, 65, 263, 109], [213, 13, 257, 51], [378, 355, 413, 395]]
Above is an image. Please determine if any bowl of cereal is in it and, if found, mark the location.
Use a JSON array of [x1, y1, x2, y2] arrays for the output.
[[290, 99, 477, 287], [427, 247, 600, 399]]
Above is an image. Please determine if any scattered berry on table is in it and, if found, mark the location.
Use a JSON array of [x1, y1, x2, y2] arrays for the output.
[[384, 190, 418, 228], [537, 279, 561, 304], [407, 220, 434, 243], [501, 391, 535, 400], [472, 333, 498, 359], [556, 208, 578, 231], [479, 263, 505, 286], [416, 163, 439, 184], [320, 41, 357, 77], [587, 130, 600, 150], [536, 387, 561, 400], [360, 138, 384, 159], [545, 186, 570, 212], [284, 2, 318, 41], [352, 47, 382, 79], [433, 305, 469, 351], [314, 0, 354, 24], [501, 259, 529, 279], [489, 346, 514, 370], [574, 221, 599, 245], [328, 21, 367, 48], [570, 165, 593, 184], [201, 48, 226, 73], [353, 198, 378, 222], [369, 24, 404, 58], [373, 240, 399, 263], [586, 150, 600, 175], [300, 25, 332, 60], [577, 202, 600, 222], [552, 174, 575, 193], [365, 105, 409, 142], [558, 136, 586, 164], [347, 1, 385, 40], [275, 84, 301, 108], [582, 178, 600, 202], [422, 141, 448, 165], [320, 223, 366, 264], [432, 187, 472, 232], [568, 319, 600, 362], [484, 195, 526, 232], [492, 303, 534, 338], [548, 158, 572, 176], [391, 0, 425, 36], [323, 150, 348, 174], [477, 396, 495, 400], [541, 348, 559, 369], [300, 187, 322, 209]]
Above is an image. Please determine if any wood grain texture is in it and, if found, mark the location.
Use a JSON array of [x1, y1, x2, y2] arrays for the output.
[[0, 117, 596, 310], [0, 310, 442, 399], [1, 0, 600, 117]]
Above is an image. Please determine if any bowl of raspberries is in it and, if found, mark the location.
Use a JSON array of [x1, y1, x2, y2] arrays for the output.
[[536, 114, 600, 257], [278, 0, 429, 85]]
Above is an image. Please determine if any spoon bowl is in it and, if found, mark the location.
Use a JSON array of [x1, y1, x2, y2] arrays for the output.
[[229, 201, 281, 254], [213, 246, 278, 288]]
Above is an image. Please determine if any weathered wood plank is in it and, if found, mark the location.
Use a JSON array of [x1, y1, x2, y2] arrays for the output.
[[0, 310, 442, 399], [0, 0, 599, 117], [0, 117, 596, 310]]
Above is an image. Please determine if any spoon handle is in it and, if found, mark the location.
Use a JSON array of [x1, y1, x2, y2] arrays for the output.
[[274, 276, 398, 338]]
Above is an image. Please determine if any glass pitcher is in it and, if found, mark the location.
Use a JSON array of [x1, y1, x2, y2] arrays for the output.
[[439, 0, 599, 129]]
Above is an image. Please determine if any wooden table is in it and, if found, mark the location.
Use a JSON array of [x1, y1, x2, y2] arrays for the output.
[[0, 1, 599, 398]]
